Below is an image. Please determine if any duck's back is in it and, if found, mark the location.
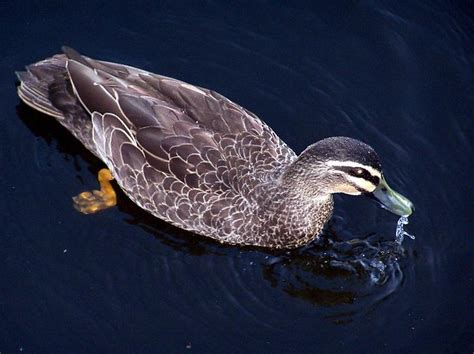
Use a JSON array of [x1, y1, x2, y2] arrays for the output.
[[17, 48, 297, 245]]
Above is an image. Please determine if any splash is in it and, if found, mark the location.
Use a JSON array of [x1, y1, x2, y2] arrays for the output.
[[395, 216, 415, 245]]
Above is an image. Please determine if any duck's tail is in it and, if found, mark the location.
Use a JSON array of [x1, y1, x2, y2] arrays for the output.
[[16, 48, 101, 155], [16, 54, 69, 119]]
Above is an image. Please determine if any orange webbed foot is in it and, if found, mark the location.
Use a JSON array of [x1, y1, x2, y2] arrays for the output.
[[73, 168, 117, 214]]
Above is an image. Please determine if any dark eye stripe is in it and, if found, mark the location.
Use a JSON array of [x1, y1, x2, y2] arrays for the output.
[[334, 166, 380, 186]]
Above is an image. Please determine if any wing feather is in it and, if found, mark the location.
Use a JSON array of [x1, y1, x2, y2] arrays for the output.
[[55, 49, 298, 239]]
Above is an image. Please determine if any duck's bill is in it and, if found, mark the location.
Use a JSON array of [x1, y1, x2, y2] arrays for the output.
[[369, 176, 414, 216]]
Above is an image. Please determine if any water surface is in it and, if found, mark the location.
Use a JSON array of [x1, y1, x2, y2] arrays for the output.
[[1, 1, 473, 353]]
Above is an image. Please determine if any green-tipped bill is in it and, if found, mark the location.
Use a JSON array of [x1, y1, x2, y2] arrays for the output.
[[370, 175, 414, 216]]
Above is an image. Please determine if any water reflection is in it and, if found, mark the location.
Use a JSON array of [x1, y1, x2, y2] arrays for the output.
[[124, 198, 406, 322], [118, 196, 406, 323], [16, 104, 104, 177], [261, 231, 404, 313]]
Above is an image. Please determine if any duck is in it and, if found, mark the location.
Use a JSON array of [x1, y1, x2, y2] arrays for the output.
[[16, 47, 413, 249]]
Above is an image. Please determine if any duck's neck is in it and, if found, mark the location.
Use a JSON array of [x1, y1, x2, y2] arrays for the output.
[[279, 157, 331, 200], [252, 165, 334, 248]]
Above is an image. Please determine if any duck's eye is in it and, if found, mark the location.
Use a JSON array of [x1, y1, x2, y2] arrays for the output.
[[355, 168, 364, 175]]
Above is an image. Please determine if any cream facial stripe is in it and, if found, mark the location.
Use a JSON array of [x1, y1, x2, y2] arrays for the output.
[[326, 160, 382, 179], [345, 175, 377, 192]]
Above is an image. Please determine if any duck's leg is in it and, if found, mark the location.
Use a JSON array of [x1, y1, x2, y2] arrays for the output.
[[73, 168, 117, 214]]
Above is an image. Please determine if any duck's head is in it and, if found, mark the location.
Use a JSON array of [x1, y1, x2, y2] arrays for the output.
[[285, 136, 413, 216]]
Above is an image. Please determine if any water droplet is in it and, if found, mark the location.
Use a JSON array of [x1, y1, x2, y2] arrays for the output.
[[395, 216, 415, 244]]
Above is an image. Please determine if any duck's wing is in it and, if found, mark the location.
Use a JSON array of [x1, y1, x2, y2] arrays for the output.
[[63, 48, 297, 241]]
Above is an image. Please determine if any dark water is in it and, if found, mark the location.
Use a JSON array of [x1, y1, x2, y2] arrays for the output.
[[1, 1, 473, 353]]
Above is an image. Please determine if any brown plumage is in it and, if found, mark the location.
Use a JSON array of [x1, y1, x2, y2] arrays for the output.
[[16, 47, 413, 248]]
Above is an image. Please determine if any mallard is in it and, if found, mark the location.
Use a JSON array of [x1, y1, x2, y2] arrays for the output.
[[16, 47, 413, 249]]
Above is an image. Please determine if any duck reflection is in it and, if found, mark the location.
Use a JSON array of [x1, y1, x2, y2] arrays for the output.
[[259, 230, 404, 313]]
